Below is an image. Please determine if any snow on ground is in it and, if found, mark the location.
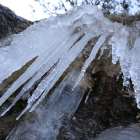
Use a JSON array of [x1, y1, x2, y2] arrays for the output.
[[0, 0, 70, 21], [0, 0, 72, 21], [0, 0, 46, 21]]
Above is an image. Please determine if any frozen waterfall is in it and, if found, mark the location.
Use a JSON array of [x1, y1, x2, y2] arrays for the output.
[[0, 4, 140, 120]]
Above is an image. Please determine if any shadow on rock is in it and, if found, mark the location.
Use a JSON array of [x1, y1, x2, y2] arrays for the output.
[[57, 71, 140, 140]]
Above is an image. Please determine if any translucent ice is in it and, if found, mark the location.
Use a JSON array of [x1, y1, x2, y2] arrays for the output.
[[73, 32, 109, 90]]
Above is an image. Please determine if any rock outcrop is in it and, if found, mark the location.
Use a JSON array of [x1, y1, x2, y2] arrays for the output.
[[0, 4, 33, 39]]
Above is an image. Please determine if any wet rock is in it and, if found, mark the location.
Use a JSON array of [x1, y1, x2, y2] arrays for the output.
[[57, 71, 140, 140], [0, 100, 27, 140], [105, 13, 140, 25], [0, 4, 33, 40]]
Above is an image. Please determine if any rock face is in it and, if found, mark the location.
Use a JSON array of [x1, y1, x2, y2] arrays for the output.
[[0, 100, 27, 140], [0, 4, 33, 39], [57, 71, 140, 140]]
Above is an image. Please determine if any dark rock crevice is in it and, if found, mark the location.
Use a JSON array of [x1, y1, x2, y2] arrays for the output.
[[0, 4, 33, 40], [57, 71, 140, 140]]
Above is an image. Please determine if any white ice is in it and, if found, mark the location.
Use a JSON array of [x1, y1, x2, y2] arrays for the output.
[[73, 32, 109, 90]]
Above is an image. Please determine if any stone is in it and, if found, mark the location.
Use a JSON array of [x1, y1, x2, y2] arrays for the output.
[[0, 4, 33, 40]]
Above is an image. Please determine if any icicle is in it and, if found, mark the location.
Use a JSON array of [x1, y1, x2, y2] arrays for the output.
[[18, 31, 102, 116], [98, 43, 107, 60], [0, 26, 65, 84], [109, 28, 128, 65], [116, 72, 122, 81], [0, 25, 87, 107], [92, 67, 96, 74], [130, 37, 140, 109], [16, 67, 57, 120], [0, 35, 66, 106], [108, 50, 111, 57], [0, 28, 87, 116], [17, 32, 97, 119], [85, 89, 92, 103], [1, 88, 26, 117], [73, 32, 109, 90], [16, 104, 30, 120]]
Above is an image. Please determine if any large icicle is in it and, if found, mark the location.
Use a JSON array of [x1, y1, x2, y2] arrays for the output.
[[30, 32, 102, 112], [0, 24, 86, 107], [0, 4, 103, 84], [130, 37, 140, 108], [0, 25, 66, 84], [0, 4, 105, 107], [1, 26, 86, 116], [0, 33, 66, 106], [16, 66, 58, 120], [73, 32, 109, 90], [16, 31, 102, 120]]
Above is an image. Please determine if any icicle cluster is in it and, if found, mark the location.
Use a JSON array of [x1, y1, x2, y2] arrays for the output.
[[0, 4, 140, 120]]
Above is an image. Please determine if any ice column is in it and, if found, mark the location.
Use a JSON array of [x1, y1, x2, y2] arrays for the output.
[[73, 32, 109, 90]]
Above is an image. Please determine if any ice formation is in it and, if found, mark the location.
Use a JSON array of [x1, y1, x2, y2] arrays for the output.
[[0, 4, 140, 120], [95, 125, 140, 140]]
